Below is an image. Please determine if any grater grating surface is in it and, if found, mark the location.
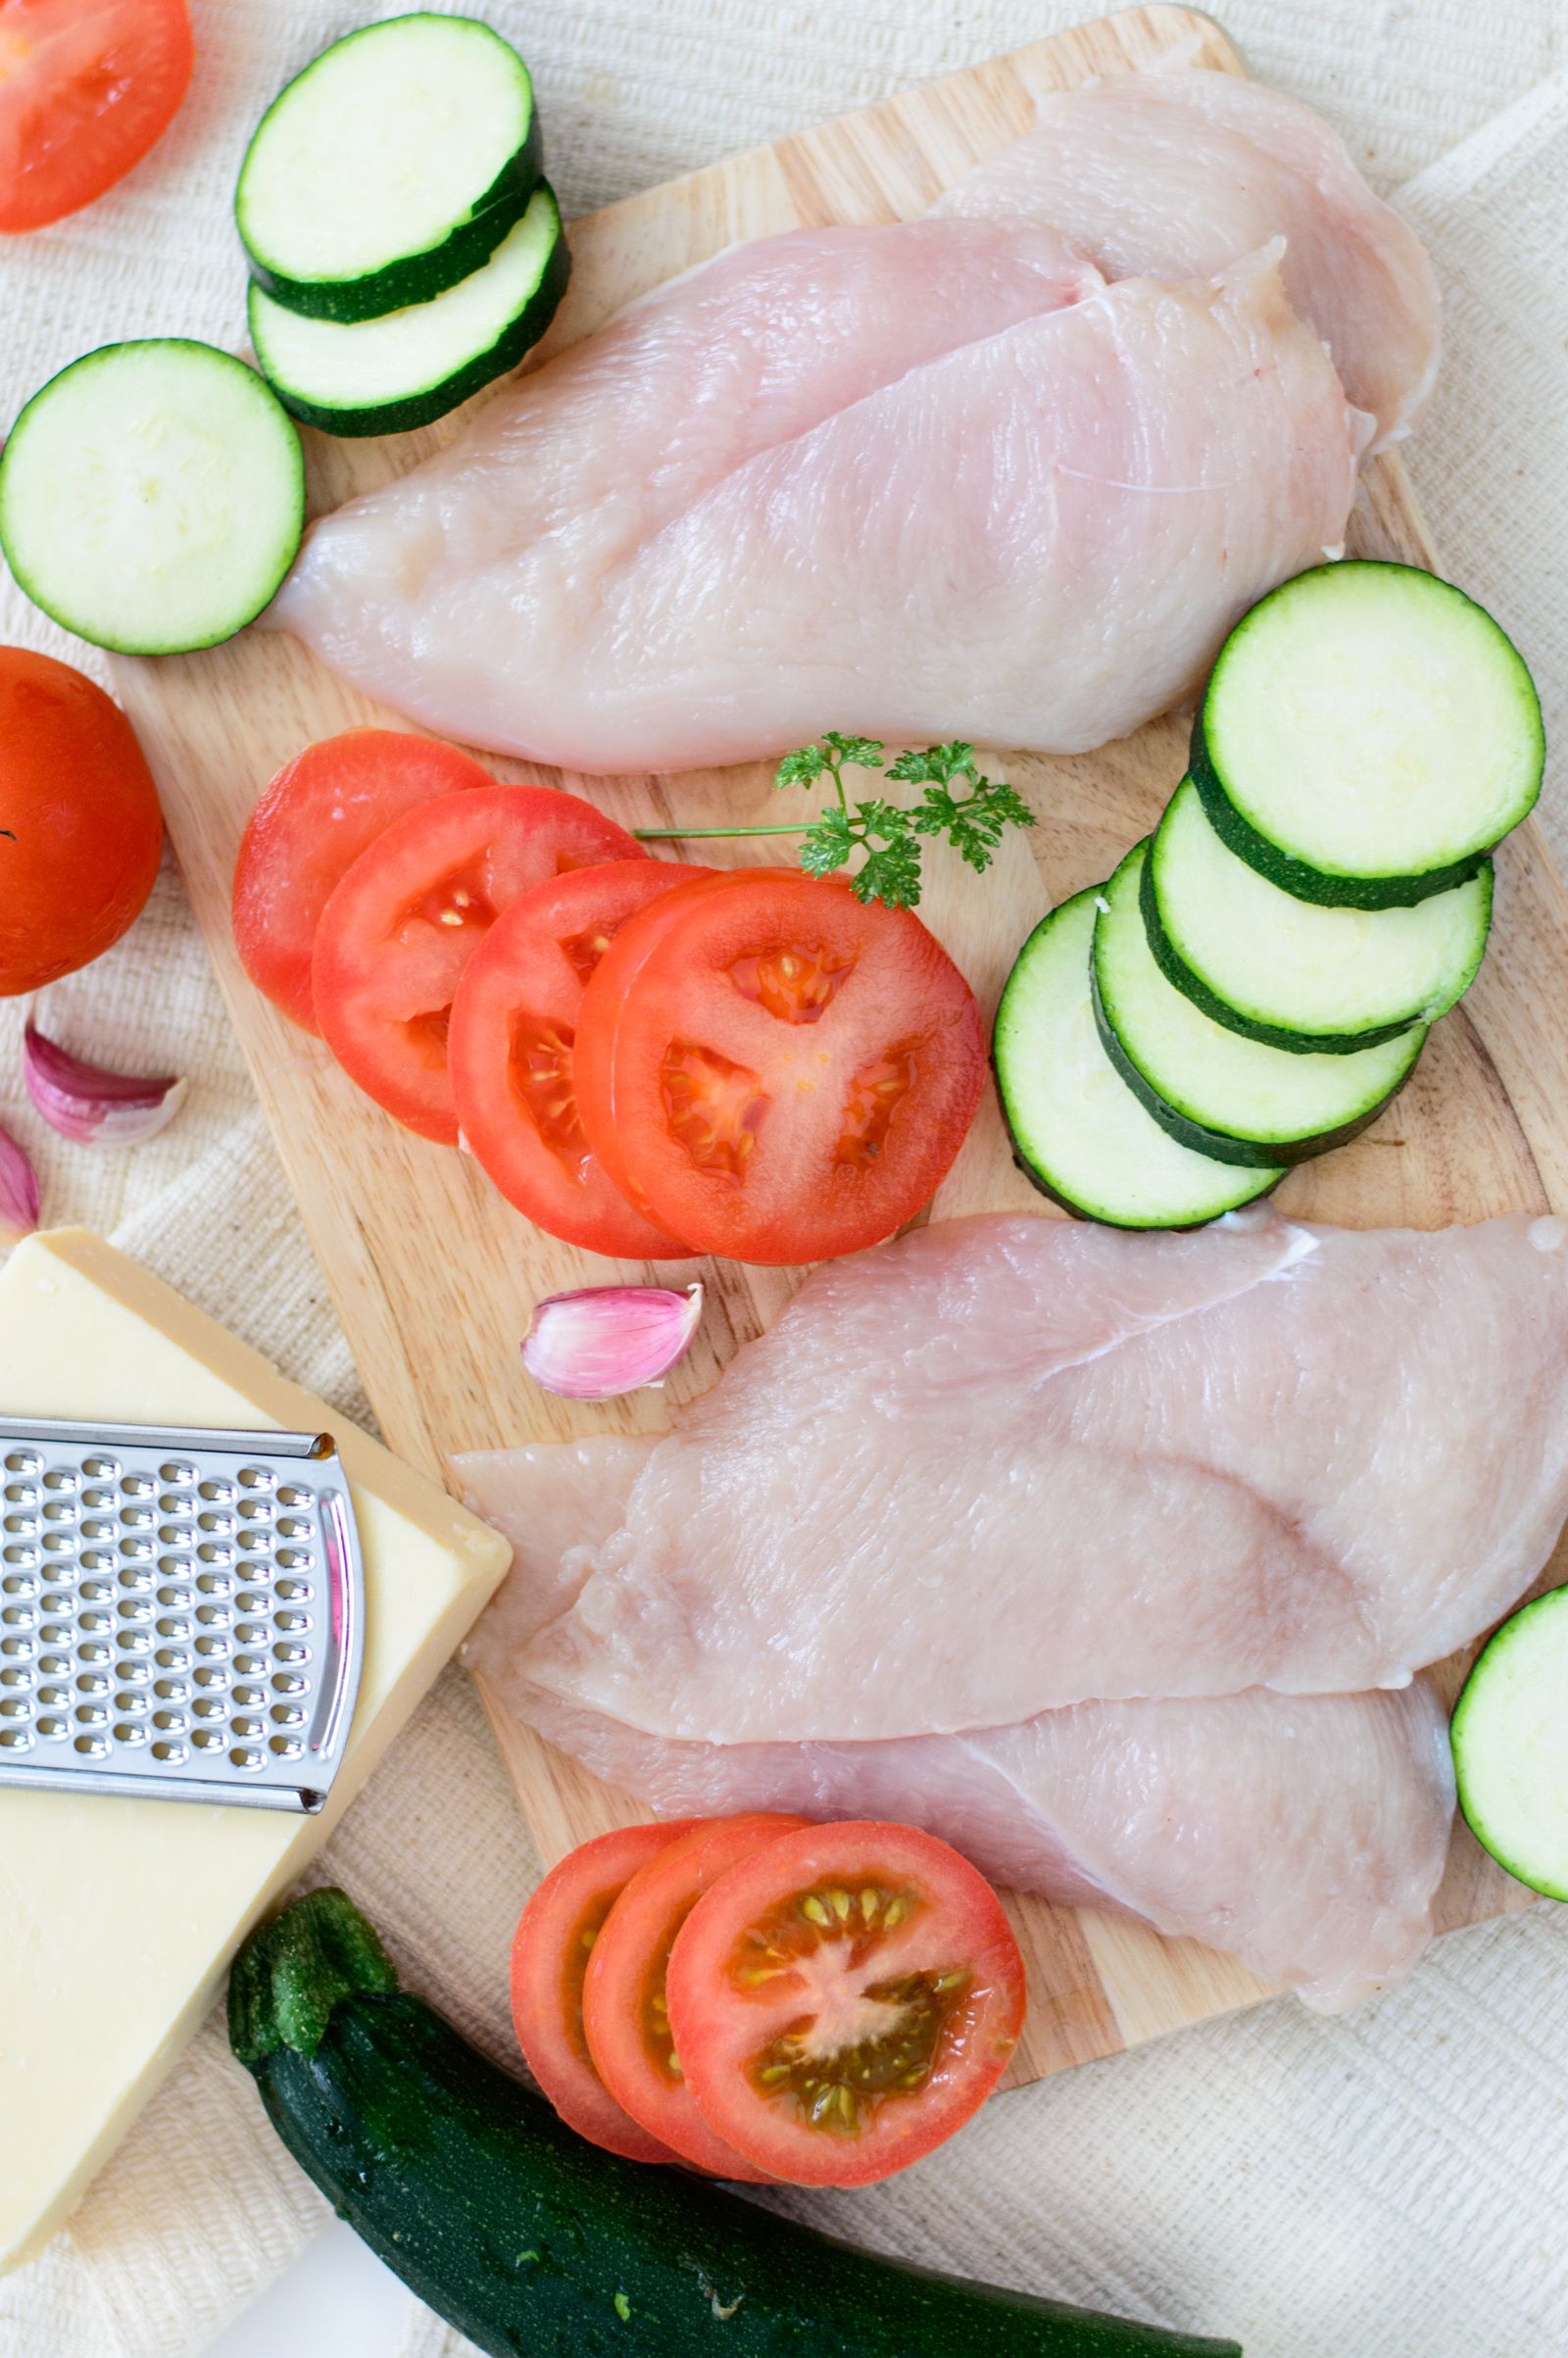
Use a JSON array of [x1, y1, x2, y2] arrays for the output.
[[0, 1419, 365, 1813]]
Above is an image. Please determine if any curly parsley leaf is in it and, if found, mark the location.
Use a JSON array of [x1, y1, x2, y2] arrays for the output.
[[768, 735, 1034, 908]]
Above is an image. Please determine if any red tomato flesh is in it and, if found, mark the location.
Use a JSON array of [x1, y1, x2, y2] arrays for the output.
[[570, 867, 763, 1224], [576, 871, 986, 1264], [232, 731, 496, 1035], [665, 1820, 1027, 2187], [0, 645, 162, 994], [583, 1812, 813, 2181], [0, 0, 194, 234], [449, 859, 709, 1258], [312, 785, 642, 1144], [510, 1819, 710, 2164]]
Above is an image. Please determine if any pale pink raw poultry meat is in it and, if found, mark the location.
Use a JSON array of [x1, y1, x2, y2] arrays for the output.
[[270, 232, 1366, 770], [466, 1677, 1454, 2013], [935, 64, 1439, 452], [458, 1211, 1568, 1744]]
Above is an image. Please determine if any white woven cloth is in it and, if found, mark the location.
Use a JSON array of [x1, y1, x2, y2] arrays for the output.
[[2, 4, 1567, 2353]]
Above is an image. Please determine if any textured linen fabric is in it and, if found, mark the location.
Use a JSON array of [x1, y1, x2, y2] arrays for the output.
[[1, 4, 1567, 2354]]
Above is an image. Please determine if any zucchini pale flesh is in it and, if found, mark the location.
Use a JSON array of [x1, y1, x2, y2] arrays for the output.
[[1192, 562, 1543, 909], [229, 1891, 1242, 2358], [993, 888, 1281, 1228], [1145, 778, 1493, 1054], [237, 15, 542, 322]]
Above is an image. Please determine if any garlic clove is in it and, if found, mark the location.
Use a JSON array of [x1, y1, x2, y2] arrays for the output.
[[521, 1283, 704, 1402], [23, 1019, 186, 1147], [0, 1121, 39, 1239]]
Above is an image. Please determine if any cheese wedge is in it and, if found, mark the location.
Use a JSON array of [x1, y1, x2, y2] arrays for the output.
[[0, 1228, 511, 2272]]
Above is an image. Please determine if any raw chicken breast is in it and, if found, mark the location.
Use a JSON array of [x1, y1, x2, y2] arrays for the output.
[[471, 1678, 1453, 2013], [460, 1211, 1568, 1744], [936, 66, 1439, 451], [274, 242, 1363, 771]]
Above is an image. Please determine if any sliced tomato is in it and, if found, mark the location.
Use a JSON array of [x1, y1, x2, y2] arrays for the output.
[[665, 1820, 1026, 2187], [575, 871, 986, 1264], [572, 867, 761, 1223], [583, 1812, 813, 2181], [312, 785, 642, 1144], [510, 1819, 710, 2164], [449, 859, 710, 1257], [232, 731, 496, 1035], [0, 0, 194, 234]]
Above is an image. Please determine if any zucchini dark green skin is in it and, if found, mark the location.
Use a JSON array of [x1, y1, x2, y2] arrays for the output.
[[1187, 727, 1495, 910], [250, 228, 570, 439], [230, 1891, 1242, 2358], [1135, 848, 1455, 1056], [246, 127, 541, 323], [1088, 959, 1412, 1170]]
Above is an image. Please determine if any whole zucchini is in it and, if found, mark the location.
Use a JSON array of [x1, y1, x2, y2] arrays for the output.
[[228, 1890, 1241, 2358]]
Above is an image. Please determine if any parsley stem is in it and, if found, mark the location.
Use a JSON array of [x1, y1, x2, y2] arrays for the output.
[[632, 823, 817, 840]]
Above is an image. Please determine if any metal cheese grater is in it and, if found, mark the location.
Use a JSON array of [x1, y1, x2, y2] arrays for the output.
[[0, 1419, 365, 1814]]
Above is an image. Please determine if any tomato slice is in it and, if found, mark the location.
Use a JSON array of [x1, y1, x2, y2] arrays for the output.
[[312, 785, 642, 1144], [232, 731, 496, 1035], [449, 859, 710, 1257], [572, 867, 762, 1222], [576, 871, 986, 1263], [583, 1812, 814, 2181], [0, 0, 194, 234], [665, 1820, 1026, 2187], [511, 1819, 710, 2164]]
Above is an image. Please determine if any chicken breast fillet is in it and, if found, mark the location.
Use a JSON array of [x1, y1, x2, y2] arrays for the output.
[[272, 240, 1364, 770], [472, 1678, 1454, 2013], [459, 1211, 1568, 1744], [936, 64, 1439, 451]]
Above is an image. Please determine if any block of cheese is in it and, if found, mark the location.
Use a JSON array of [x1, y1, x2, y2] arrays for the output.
[[0, 1228, 512, 2273]]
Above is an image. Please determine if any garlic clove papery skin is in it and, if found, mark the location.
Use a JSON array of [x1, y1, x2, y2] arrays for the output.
[[0, 1121, 40, 1238], [23, 1019, 186, 1147], [521, 1283, 704, 1401]]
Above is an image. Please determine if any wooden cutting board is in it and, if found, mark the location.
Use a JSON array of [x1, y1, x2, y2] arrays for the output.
[[111, 3, 1564, 2088]]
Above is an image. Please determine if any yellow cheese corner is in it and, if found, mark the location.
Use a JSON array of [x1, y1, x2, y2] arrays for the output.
[[0, 1228, 512, 2273]]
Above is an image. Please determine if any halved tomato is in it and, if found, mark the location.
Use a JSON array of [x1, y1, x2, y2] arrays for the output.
[[510, 1819, 709, 2164], [448, 858, 709, 1257], [583, 1812, 813, 2181], [0, 0, 194, 234], [575, 871, 986, 1264], [312, 785, 642, 1143], [665, 1820, 1026, 2187], [232, 731, 496, 1034]]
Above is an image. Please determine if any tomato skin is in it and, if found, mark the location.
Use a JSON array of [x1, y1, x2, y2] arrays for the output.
[[583, 1812, 814, 2182], [232, 732, 497, 1035], [0, 0, 194, 234], [511, 1819, 710, 2165], [312, 784, 643, 1144], [449, 858, 709, 1257], [665, 1820, 1026, 2187], [0, 646, 162, 993], [576, 871, 986, 1265]]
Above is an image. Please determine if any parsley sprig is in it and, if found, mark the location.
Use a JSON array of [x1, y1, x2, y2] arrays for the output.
[[633, 732, 1034, 910]]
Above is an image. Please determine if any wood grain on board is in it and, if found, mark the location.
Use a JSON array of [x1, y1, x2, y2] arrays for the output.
[[111, 4, 1561, 2088]]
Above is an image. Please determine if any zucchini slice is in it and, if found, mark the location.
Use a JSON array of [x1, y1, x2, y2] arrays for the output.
[[1193, 562, 1544, 909], [1452, 1586, 1568, 1901], [230, 1888, 1245, 2357], [994, 886, 1282, 1229], [1094, 845, 1423, 1166], [249, 183, 568, 438], [0, 339, 304, 656], [236, 14, 541, 322], [1146, 777, 1493, 1053]]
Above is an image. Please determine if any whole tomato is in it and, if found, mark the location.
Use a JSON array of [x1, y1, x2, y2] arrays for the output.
[[0, 648, 163, 993]]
